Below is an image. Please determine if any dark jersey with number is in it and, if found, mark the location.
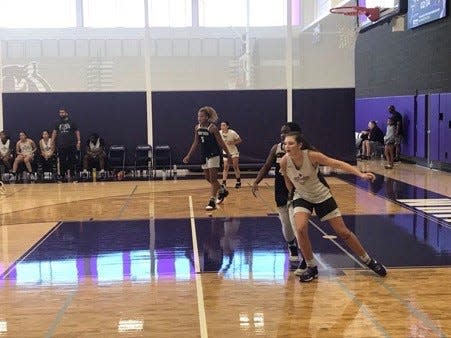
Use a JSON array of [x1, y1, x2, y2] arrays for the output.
[[274, 143, 289, 207], [197, 124, 221, 159]]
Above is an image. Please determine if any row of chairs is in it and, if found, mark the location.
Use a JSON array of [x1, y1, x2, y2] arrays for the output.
[[109, 144, 173, 177], [0, 144, 173, 183]]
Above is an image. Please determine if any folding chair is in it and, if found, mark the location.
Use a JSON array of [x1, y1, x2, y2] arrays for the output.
[[108, 145, 126, 178], [153, 145, 172, 178], [134, 144, 152, 179]]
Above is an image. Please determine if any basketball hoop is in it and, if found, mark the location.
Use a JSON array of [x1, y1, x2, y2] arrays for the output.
[[330, 6, 380, 22]]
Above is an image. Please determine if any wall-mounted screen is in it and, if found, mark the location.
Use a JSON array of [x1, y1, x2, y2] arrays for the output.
[[407, 0, 447, 28]]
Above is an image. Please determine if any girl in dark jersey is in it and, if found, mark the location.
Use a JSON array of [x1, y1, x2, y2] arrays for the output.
[[252, 122, 304, 272], [183, 106, 232, 211], [280, 132, 387, 282]]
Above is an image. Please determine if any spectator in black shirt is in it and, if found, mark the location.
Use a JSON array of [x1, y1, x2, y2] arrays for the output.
[[51, 108, 81, 180], [388, 105, 403, 161]]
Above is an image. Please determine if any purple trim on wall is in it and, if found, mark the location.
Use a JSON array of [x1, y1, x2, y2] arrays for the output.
[[439, 93, 451, 163], [416, 95, 427, 158], [429, 94, 440, 161], [355, 95, 415, 157]]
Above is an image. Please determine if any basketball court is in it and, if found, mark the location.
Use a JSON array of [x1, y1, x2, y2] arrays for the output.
[[0, 160, 450, 337], [1, 0, 451, 337]]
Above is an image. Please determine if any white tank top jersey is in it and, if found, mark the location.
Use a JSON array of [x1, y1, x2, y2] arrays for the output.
[[0, 139, 10, 156], [40, 139, 52, 153], [285, 150, 332, 203], [89, 138, 101, 151], [18, 140, 34, 156], [220, 129, 240, 155]]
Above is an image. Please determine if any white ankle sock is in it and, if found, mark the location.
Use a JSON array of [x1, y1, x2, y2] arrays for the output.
[[360, 254, 371, 264], [306, 259, 316, 267]]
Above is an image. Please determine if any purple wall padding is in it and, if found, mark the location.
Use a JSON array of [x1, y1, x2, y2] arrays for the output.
[[416, 95, 427, 158], [355, 95, 415, 157], [293, 88, 356, 163], [429, 94, 440, 161], [2, 92, 147, 163], [152, 90, 287, 165], [439, 93, 451, 163]]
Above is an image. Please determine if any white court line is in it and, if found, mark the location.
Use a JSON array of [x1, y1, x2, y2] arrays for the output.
[[1, 222, 62, 279], [415, 207, 451, 212], [308, 219, 446, 337], [404, 203, 451, 208], [312, 254, 390, 337], [188, 196, 208, 338], [397, 199, 451, 203], [432, 214, 451, 218], [403, 201, 451, 206], [445, 219, 451, 223]]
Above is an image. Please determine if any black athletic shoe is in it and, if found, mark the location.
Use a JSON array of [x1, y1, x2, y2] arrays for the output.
[[288, 244, 299, 262], [216, 185, 229, 204], [205, 199, 216, 211], [235, 182, 241, 189], [299, 266, 318, 282], [367, 259, 387, 277], [294, 259, 307, 275]]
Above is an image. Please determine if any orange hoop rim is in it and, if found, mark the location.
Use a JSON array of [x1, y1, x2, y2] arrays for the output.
[[330, 6, 381, 22]]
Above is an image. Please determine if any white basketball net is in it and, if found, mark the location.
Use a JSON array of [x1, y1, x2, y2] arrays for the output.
[[336, 16, 359, 49]]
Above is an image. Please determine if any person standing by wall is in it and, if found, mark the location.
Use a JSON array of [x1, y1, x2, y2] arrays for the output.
[[52, 108, 81, 181], [388, 105, 403, 161]]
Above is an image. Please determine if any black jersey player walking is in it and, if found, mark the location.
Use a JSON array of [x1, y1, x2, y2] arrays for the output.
[[183, 106, 232, 210]]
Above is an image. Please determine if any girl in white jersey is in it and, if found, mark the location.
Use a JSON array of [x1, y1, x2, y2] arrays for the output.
[[280, 132, 387, 282], [12, 131, 37, 177], [220, 121, 242, 188], [38, 130, 56, 174]]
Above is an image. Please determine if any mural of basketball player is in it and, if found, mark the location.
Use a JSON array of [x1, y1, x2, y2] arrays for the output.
[[1, 62, 52, 92]]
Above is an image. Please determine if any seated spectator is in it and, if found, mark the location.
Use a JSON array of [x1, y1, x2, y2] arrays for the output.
[[361, 120, 384, 159], [384, 117, 396, 169], [0, 131, 13, 173], [356, 128, 370, 158], [82, 133, 106, 175], [38, 130, 57, 174], [12, 131, 37, 178]]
